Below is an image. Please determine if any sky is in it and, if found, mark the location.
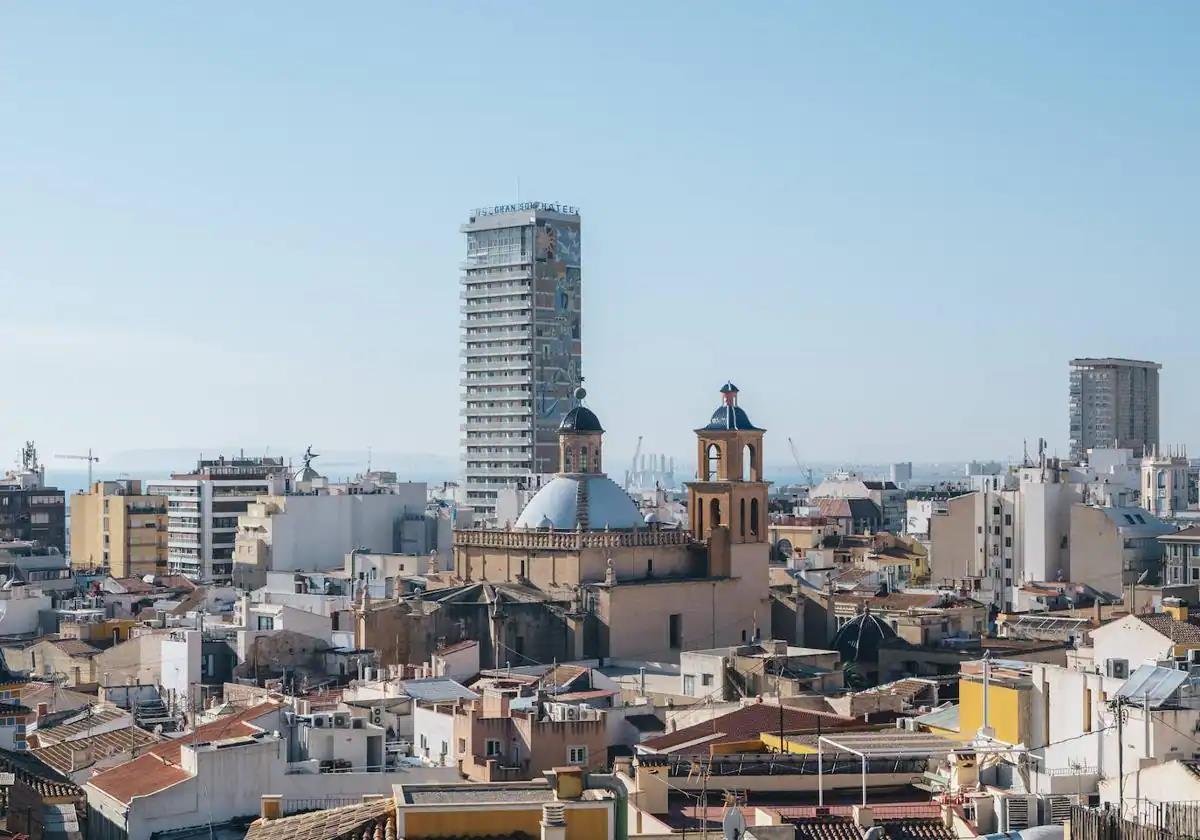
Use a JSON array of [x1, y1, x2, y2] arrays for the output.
[[3, 3, 1199, 476]]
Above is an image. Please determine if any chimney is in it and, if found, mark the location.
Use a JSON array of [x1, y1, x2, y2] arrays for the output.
[[260, 795, 283, 821], [1094, 599, 1103, 626], [540, 802, 567, 840], [853, 806, 875, 828], [36, 703, 48, 720]]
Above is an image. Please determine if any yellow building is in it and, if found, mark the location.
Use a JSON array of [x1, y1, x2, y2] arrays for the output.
[[246, 771, 615, 840], [920, 659, 1033, 745], [70, 480, 167, 577]]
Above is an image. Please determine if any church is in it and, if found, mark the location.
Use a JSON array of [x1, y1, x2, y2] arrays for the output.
[[446, 382, 773, 665]]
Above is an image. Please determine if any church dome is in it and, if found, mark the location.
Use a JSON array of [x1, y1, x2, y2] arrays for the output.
[[699, 381, 763, 431], [830, 609, 897, 664], [514, 475, 642, 531], [560, 405, 604, 433]]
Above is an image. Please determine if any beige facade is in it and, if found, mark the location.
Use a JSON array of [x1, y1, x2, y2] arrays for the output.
[[452, 692, 607, 782], [70, 481, 166, 577], [451, 383, 773, 664], [928, 493, 980, 588]]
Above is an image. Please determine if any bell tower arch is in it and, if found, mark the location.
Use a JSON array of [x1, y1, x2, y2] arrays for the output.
[[687, 383, 768, 544]]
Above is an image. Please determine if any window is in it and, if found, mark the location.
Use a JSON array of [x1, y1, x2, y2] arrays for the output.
[[668, 614, 681, 650], [1004, 514, 1012, 526], [1005, 537, 1012, 547], [568, 745, 588, 765], [485, 739, 502, 757], [256, 616, 274, 631], [993, 506, 1000, 516], [701, 673, 713, 687], [458, 738, 466, 754], [683, 675, 696, 694], [1191, 567, 1199, 583]]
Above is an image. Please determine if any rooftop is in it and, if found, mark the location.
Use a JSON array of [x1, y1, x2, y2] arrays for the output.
[[639, 702, 883, 753], [245, 797, 394, 840], [87, 700, 281, 804], [1137, 613, 1200, 644]]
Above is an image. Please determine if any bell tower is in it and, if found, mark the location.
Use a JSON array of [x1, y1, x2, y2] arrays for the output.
[[557, 387, 604, 475], [687, 383, 768, 544]]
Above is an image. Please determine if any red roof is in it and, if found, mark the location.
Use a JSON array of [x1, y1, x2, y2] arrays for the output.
[[88, 701, 282, 804], [639, 703, 881, 753]]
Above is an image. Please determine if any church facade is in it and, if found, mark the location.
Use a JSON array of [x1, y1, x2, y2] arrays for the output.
[[450, 384, 772, 665]]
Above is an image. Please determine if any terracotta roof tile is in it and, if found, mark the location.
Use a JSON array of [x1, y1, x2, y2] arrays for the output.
[[1138, 613, 1200, 644], [245, 798, 394, 840], [88, 701, 281, 804], [639, 703, 872, 753]]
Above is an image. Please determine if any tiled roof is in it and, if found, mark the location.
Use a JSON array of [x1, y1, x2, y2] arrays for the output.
[[787, 815, 863, 840], [1138, 614, 1200, 644], [88, 701, 281, 804], [879, 818, 958, 840], [49, 638, 103, 658], [29, 706, 129, 747], [110, 577, 158, 594], [784, 816, 957, 840], [0, 747, 83, 799], [639, 703, 869, 753], [245, 798, 394, 840], [33, 727, 159, 775], [435, 639, 478, 656]]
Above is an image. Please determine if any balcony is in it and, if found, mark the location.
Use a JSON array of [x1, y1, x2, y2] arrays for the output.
[[460, 421, 532, 433], [459, 314, 531, 330], [459, 374, 532, 388], [466, 466, 533, 478], [462, 358, 531, 373], [462, 406, 532, 419], [461, 298, 531, 315], [461, 327, 533, 342]]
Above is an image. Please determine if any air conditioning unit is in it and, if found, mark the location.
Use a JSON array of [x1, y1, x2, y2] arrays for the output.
[[1040, 794, 1075, 825], [333, 713, 350, 728], [998, 794, 1038, 832], [370, 706, 384, 726], [313, 716, 327, 728]]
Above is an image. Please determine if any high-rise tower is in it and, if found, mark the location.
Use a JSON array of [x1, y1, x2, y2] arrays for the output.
[[1069, 357, 1161, 460], [460, 202, 582, 520]]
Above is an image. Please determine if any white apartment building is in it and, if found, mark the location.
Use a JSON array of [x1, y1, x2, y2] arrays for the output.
[[930, 461, 1080, 610], [147, 456, 288, 583], [1141, 446, 1191, 519], [232, 486, 427, 588], [459, 202, 582, 521]]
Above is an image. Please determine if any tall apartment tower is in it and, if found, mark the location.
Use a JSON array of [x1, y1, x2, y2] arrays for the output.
[[1069, 358, 1161, 461], [460, 202, 582, 520]]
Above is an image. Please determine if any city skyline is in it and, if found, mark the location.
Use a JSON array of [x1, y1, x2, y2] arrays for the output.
[[5, 3, 1200, 465]]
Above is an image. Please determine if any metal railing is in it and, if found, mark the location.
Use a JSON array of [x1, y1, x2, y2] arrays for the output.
[[282, 796, 363, 816]]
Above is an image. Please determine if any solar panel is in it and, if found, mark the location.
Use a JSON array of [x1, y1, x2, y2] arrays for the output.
[[1115, 664, 1188, 707]]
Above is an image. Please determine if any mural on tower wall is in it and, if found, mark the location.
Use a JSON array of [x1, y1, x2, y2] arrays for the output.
[[534, 218, 582, 473]]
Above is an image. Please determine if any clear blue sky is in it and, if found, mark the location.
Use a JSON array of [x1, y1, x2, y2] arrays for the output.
[[3, 3, 1198, 472]]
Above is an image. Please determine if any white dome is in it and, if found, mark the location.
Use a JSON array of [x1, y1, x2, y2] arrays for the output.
[[514, 475, 643, 531]]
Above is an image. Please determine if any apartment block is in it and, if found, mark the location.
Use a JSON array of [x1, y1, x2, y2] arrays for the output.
[[70, 480, 167, 577]]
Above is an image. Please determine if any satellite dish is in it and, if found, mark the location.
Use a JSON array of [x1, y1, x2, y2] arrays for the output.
[[722, 809, 746, 840]]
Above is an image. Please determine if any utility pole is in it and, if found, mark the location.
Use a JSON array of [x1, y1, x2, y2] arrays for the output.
[[1114, 696, 1127, 818]]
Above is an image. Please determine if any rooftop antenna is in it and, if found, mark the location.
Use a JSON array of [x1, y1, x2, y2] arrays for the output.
[[366, 445, 372, 474]]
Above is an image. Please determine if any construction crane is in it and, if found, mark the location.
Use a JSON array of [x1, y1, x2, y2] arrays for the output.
[[625, 436, 644, 489], [787, 437, 814, 487], [56, 449, 99, 487]]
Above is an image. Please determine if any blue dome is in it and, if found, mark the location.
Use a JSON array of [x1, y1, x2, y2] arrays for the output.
[[514, 475, 641, 531], [701, 405, 762, 431], [560, 406, 604, 433]]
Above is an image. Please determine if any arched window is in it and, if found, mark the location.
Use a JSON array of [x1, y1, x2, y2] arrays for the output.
[[697, 504, 704, 536], [705, 443, 722, 481], [710, 498, 721, 528], [743, 444, 756, 482], [740, 498, 746, 537], [750, 498, 760, 537], [580, 446, 589, 472], [564, 449, 573, 473]]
